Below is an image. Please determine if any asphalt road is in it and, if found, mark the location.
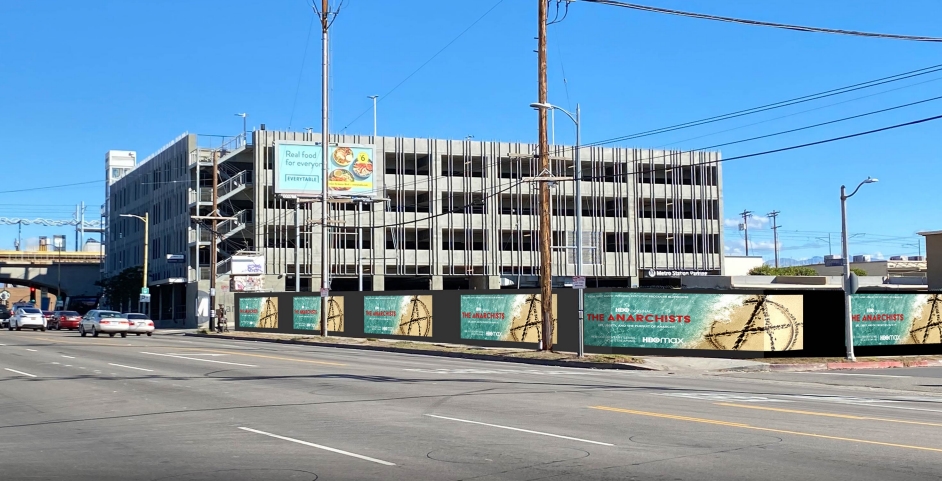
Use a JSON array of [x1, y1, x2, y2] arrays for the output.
[[2, 331, 942, 480]]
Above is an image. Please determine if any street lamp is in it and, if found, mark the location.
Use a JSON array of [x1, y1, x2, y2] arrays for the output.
[[530, 101, 583, 357], [840, 176, 878, 361], [367, 95, 378, 137], [120, 213, 149, 312], [234, 113, 247, 145]]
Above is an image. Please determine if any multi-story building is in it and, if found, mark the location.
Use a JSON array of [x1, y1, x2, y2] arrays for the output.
[[106, 128, 724, 327]]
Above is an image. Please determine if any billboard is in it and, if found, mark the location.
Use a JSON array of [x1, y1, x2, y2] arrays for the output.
[[364, 295, 433, 337], [238, 297, 279, 329], [852, 294, 941, 346], [292, 296, 345, 332], [584, 292, 803, 351], [274, 142, 375, 196], [231, 255, 265, 275], [460, 294, 557, 344]]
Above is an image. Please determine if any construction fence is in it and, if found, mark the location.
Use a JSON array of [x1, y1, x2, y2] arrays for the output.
[[234, 289, 942, 358]]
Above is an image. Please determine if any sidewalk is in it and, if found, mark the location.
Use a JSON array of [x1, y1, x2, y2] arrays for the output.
[[183, 331, 942, 373], [185, 331, 653, 371]]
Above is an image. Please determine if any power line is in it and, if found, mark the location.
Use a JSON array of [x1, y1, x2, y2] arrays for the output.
[[337, 0, 507, 133], [653, 75, 942, 150], [556, 111, 942, 205], [578, 0, 942, 42], [288, 7, 318, 130], [0, 180, 102, 194], [570, 63, 942, 150]]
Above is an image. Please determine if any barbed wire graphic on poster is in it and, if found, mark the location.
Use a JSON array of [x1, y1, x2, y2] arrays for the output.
[[704, 295, 801, 351], [852, 294, 940, 346], [364, 295, 433, 337], [238, 297, 278, 329], [584, 293, 803, 351], [460, 294, 557, 344]]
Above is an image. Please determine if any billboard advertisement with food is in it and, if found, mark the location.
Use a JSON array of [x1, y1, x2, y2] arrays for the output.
[[274, 141, 375, 196]]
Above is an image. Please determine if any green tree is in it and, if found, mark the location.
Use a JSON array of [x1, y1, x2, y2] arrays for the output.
[[96, 266, 143, 311], [851, 267, 868, 277], [748, 265, 819, 276]]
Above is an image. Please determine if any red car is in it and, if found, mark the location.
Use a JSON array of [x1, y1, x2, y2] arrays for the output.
[[51, 310, 82, 330]]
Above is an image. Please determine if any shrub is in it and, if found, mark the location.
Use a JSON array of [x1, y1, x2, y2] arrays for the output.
[[748, 265, 819, 276]]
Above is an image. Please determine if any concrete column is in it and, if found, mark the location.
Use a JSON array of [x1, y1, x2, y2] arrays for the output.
[[431, 275, 443, 290], [470, 276, 501, 290], [372, 274, 385, 291]]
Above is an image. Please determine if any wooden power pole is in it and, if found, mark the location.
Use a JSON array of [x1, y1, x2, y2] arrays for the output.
[[768, 210, 781, 268], [537, 0, 553, 351], [210, 149, 219, 331]]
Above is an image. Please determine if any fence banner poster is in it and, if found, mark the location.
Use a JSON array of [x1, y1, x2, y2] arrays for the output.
[[239, 297, 279, 329], [292, 296, 345, 332], [584, 292, 803, 351], [852, 294, 941, 346], [364, 295, 433, 337], [460, 294, 557, 344]]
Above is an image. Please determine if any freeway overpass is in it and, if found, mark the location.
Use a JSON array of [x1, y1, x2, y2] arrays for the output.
[[0, 250, 102, 298]]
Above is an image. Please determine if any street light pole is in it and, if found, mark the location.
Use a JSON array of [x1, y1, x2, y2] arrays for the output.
[[529, 101, 582, 357], [235, 113, 247, 145], [120, 213, 149, 313], [368, 95, 378, 137], [840, 177, 878, 362]]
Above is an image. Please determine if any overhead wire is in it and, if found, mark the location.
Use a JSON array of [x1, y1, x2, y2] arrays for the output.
[[337, 0, 507, 133], [577, 0, 942, 42], [562, 63, 942, 152]]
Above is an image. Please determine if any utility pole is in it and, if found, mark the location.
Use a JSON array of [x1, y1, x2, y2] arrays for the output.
[[767, 211, 780, 268], [739, 209, 753, 256], [319, 0, 333, 338], [537, 0, 553, 351], [210, 146, 219, 332]]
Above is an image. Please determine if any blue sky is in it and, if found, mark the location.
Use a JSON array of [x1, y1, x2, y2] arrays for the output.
[[1, 0, 940, 262]]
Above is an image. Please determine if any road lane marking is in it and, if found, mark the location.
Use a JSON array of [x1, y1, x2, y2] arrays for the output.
[[199, 349, 345, 366], [4, 368, 37, 378], [591, 406, 942, 453], [140, 351, 257, 367], [715, 403, 942, 428], [425, 414, 614, 446], [61, 355, 75, 359], [108, 363, 154, 372], [25, 349, 37, 352], [657, 392, 790, 403], [237, 427, 395, 466], [784, 372, 911, 378]]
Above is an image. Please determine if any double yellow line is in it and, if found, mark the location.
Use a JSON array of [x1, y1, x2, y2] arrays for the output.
[[591, 405, 942, 453]]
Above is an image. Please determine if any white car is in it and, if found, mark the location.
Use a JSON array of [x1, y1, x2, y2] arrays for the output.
[[79, 310, 129, 338], [125, 313, 155, 336], [9, 307, 46, 331]]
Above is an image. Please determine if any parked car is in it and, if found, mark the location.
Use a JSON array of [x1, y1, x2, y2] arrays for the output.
[[9, 307, 46, 331], [0, 307, 11, 328], [51, 310, 82, 330], [125, 313, 155, 336], [79, 310, 129, 338]]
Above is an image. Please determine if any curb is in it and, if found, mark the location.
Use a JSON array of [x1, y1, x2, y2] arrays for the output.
[[184, 333, 656, 371], [769, 359, 942, 372]]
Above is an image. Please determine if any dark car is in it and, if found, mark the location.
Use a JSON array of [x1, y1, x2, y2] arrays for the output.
[[42, 310, 55, 327], [0, 307, 11, 328], [51, 310, 82, 330]]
